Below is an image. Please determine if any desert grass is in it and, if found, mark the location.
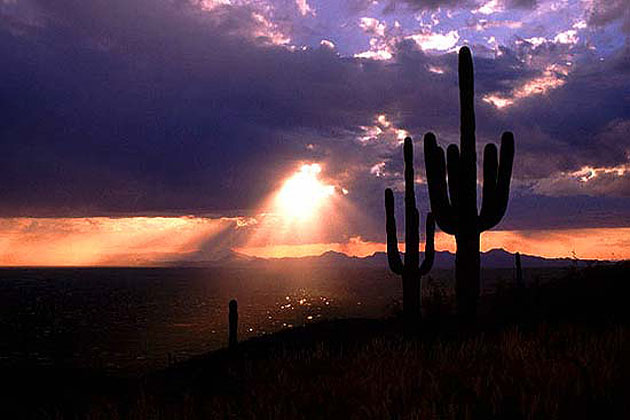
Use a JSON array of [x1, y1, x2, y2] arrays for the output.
[[123, 322, 626, 419]]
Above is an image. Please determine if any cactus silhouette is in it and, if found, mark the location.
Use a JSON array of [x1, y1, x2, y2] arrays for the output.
[[515, 252, 523, 288], [424, 46, 515, 321], [385, 137, 435, 326], [228, 299, 238, 349]]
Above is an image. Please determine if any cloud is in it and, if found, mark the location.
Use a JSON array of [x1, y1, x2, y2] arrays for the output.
[[406, 30, 460, 51], [391, 0, 537, 12], [586, 0, 630, 33], [295, 0, 315, 16], [0, 0, 629, 237]]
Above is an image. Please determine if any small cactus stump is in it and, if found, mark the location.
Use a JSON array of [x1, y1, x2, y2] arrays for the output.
[[228, 299, 238, 349], [515, 252, 524, 288]]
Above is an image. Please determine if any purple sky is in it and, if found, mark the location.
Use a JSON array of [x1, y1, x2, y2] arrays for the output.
[[1, 0, 629, 244]]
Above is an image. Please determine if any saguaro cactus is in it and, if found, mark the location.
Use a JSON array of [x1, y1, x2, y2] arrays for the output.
[[515, 252, 523, 288], [385, 137, 435, 325], [424, 46, 515, 321], [228, 299, 238, 349]]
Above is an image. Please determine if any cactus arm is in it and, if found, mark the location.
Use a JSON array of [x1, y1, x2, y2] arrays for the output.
[[479, 143, 498, 230], [424, 132, 457, 234], [419, 212, 435, 276], [446, 144, 460, 210], [479, 132, 515, 231], [495, 131, 515, 218], [404, 138, 420, 269], [385, 188, 404, 275]]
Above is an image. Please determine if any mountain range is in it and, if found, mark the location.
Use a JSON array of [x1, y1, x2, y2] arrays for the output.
[[172, 248, 597, 269]]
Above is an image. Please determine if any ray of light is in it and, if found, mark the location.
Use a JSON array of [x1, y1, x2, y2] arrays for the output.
[[0, 217, 233, 266]]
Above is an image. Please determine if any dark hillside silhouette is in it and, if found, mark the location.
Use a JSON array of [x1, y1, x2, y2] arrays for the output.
[[385, 137, 435, 328], [3, 262, 626, 418], [424, 46, 515, 322]]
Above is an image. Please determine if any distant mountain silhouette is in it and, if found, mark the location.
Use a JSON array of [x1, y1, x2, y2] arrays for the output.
[[338, 249, 593, 269], [164, 249, 263, 267], [173, 248, 597, 269]]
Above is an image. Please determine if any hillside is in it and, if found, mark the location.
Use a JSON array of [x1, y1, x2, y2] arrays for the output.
[[2, 262, 628, 419]]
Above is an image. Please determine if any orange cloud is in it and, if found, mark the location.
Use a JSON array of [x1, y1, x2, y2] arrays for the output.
[[0, 216, 627, 266], [0, 217, 233, 266]]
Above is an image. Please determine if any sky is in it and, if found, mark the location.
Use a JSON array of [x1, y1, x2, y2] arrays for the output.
[[0, 0, 629, 264]]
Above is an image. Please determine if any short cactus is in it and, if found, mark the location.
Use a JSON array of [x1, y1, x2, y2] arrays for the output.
[[424, 46, 515, 321], [385, 137, 435, 326], [228, 299, 238, 349], [515, 252, 523, 288]]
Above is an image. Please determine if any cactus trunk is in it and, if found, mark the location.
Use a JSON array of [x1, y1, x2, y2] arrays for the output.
[[424, 46, 515, 322], [402, 272, 421, 321], [455, 233, 480, 320]]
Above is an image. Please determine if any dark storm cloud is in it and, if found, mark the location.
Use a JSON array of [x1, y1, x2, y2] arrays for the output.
[[389, 0, 536, 11], [587, 0, 630, 34], [0, 0, 629, 234], [505, 0, 537, 8], [0, 0, 376, 215], [503, 46, 630, 176], [0, 0, 448, 218]]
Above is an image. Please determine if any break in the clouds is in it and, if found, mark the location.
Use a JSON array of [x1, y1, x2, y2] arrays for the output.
[[0, 0, 629, 244]]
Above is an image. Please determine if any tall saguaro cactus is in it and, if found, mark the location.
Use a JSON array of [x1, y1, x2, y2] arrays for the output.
[[424, 46, 515, 321], [385, 137, 435, 325]]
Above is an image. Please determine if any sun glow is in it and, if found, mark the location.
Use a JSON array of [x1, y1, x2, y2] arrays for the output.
[[275, 164, 335, 221]]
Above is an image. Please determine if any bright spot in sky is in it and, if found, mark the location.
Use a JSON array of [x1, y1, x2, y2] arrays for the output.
[[275, 164, 335, 221]]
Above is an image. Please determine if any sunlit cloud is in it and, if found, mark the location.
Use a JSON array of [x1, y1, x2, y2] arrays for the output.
[[251, 11, 291, 45], [573, 164, 629, 182], [472, 19, 523, 31], [477, 228, 630, 260], [475, 0, 504, 15], [295, 0, 315, 16], [320, 39, 335, 49], [370, 161, 387, 177], [0, 217, 235, 266], [523, 36, 547, 47], [358, 124, 383, 142], [354, 38, 394, 60], [405, 30, 460, 51], [533, 162, 630, 196], [196, 0, 232, 11], [0, 217, 628, 265], [482, 63, 569, 108], [427, 64, 446, 74], [192, 0, 293, 46], [359, 17, 387, 37], [358, 114, 409, 145], [552, 28, 579, 44]]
